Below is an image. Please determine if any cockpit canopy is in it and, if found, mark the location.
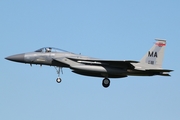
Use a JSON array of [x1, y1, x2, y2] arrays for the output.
[[35, 47, 69, 53]]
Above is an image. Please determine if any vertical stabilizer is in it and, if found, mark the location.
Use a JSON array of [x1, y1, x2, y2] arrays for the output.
[[139, 39, 166, 68]]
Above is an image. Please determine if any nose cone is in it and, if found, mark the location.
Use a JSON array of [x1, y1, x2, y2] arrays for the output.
[[5, 53, 25, 63]]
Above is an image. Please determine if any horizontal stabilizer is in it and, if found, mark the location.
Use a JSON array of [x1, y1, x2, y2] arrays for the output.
[[160, 74, 171, 76], [145, 69, 173, 72], [146, 69, 173, 76]]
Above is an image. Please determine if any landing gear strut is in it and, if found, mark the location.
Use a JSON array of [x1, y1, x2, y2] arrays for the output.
[[54, 67, 62, 83], [102, 78, 110, 88]]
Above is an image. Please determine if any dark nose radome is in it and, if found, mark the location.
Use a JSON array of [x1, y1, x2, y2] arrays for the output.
[[5, 53, 25, 63]]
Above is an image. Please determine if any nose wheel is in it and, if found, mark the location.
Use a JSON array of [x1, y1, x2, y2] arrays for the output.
[[56, 77, 62, 83], [102, 78, 110, 88], [54, 67, 63, 83]]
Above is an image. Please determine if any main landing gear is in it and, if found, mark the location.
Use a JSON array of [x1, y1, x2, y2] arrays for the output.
[[54, 67, 62, 83], [102, 78, 110, 88]]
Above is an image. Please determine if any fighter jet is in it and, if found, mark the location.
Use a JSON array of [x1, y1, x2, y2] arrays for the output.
[[5, 39, 173, 88]]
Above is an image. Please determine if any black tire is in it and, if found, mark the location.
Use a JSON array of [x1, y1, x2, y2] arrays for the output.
[[56, 78, 62, 83], [102, 78, 110, 88]]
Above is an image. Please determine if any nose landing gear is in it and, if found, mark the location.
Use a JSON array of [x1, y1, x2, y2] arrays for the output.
[[54, 67, 63, 83], [56, 77, 61, 83]]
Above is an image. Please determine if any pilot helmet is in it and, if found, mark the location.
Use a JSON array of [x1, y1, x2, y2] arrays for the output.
[[46, 48, 51, 52]]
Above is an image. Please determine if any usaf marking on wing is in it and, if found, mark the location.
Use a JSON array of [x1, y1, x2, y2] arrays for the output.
[[5, 39, 173, 88]]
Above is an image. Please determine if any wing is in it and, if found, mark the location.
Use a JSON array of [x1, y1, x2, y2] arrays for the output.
[[52, 56, 138, 69], [67, 57, 139, 69]]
